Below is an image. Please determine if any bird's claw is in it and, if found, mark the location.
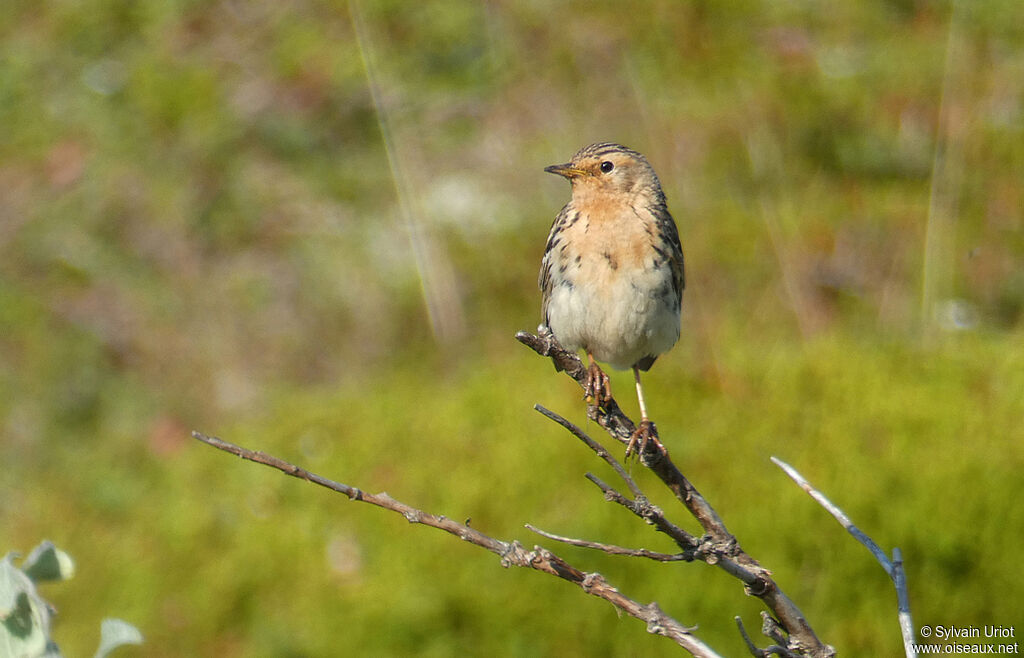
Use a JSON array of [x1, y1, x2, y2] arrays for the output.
[[583, 361, 612, 409], [625, 419, 665, 460]]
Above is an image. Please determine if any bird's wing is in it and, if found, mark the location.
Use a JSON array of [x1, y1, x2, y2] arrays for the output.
[[538, 203, 575, 326], [657, 202, 685, 303]]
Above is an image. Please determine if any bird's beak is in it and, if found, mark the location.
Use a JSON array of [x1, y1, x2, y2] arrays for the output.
[[544, 163, 587, 180]]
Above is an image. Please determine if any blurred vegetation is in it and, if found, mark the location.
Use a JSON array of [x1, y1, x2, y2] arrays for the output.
[[1, 0, 1022, 655]]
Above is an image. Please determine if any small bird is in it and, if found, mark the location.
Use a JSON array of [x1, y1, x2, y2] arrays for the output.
[[539, 142, 684, 456]]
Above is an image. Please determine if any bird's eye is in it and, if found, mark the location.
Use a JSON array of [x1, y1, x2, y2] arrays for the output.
[[599, 161, 614, 173]]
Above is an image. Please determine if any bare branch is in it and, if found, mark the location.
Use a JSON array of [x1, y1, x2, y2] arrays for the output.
[[518, 331, 835, 658], [771, 456, 917, 657], [525, 524, 687, 562], [736, 616, 799, 658], [584, 473, 700, 553], [534, 403, 643, 499], [516, 330, 636, 441], [191, 431, 722, 657], [761, 613, 798, 653], [520, 331, 745, 541], [893, 548, 917, 658], [770, 457, 891, 571]]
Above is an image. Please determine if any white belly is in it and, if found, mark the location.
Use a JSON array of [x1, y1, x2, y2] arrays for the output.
[[546, 259, 679, 370]]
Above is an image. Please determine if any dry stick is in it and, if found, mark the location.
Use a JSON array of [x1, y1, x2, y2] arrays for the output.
[[533, 404, 645, 501], [536, 404, 725, 563], [190, 431, 721, 658], [517, 331, 733, 541], [532, 404, 700, 553], [525, 416, 762, 569], [584, 471, 699, 555], [539, 405, 815, 650], [516, 330, 835, 658], [736, 614, 799, 658], [772, 457, 917, 658], [525, 524, 687, 562]]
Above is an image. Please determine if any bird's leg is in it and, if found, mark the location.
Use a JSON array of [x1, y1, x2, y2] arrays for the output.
[[583, 352, 612, 409], [625, 366, 665, 459]]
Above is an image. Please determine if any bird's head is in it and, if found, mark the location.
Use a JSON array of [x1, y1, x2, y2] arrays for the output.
[[544, 142, 662, 200]]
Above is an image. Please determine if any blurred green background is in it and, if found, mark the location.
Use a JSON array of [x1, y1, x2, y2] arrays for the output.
[[2, 0, 1022, 655]]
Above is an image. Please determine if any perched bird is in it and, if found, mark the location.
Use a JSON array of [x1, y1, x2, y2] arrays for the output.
[[539, 142, 684, 456]]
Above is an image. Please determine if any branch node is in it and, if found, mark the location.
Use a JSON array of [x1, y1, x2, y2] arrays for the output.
[[760, 612, 790, 648], [695, 534, 744, 569], [644, 602, 697, 635], [645, 604, 667, 635], [580, 572, 605, 593], [744, 577, 773, 598], [737, 614, 800, 657], [499, 540, 527, 569]]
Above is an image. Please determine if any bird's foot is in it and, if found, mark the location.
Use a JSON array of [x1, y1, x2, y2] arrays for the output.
[[583, 361, 612, 409], [625, 420, 665, 460]]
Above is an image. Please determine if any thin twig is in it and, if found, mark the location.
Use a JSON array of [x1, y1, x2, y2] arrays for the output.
[[770, 457, 892, 571], [893, 548, 916, 658], [525, 524, 687, 562], [518, 330, 834, 658], [535, 404, 643, 498], [516, 330, 636, 441], [191, 431, 721, 657], [771, 456, 916, 657], [584, 473, 700, 553], [736, 616, 799, 658], [192, 432, 505, 549], [519, 331, 739, 542]]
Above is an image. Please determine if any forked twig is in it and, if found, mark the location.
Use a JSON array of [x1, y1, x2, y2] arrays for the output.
[[583, 472, 700, 554], [190, 431, 720, 657], [736, 615, 800, 658], [517, 329, 835, 658], [772, 457, 917, 658], [534, 404, 643, 499]]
